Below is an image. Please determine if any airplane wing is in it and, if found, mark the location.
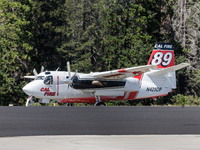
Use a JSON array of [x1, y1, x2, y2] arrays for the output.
[[92, 65, 157, 80], [24, 76, 36, 79], [147, 63, 190, 76]]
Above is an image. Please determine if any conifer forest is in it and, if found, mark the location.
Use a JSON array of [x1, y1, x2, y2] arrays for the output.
[[0, 0, 200, 106]]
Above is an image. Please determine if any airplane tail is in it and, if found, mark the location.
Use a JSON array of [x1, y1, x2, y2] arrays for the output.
[[147, 42, 175, 68], [147, 42, 176, 90], [135, 42, 189, 99]]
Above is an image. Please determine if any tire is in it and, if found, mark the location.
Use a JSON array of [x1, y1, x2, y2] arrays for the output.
[[95, 102, 106, 106]]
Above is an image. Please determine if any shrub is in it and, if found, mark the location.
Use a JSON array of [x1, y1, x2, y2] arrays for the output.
[[171, 94, 200, 106]]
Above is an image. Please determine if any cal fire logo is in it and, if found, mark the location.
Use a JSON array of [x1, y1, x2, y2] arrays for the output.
[[154, 44, 173, 49], [148, 43, 175, 68], [40, 87, 56, 96]]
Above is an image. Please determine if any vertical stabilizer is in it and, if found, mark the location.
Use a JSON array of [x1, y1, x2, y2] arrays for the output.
[[135, 43, 176, 99], [147, 42, 175, 68], [135, 43, 189, 100], [147, 43, 176, 91]]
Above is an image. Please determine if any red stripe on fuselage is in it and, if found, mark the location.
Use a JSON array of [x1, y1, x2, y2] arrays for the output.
[[134, 94, 168, 100], [57, 76, 59, 96], [132, 74, 144, 99], [59, 96, 116, 103], [116, 91, 138, 100], [59, 91, 139, 103], [127, 92, 137, 100], [59, 91, 166, 103]]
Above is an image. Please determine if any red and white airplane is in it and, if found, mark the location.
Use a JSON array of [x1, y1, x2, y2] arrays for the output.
[[23, 42, 189, 106]]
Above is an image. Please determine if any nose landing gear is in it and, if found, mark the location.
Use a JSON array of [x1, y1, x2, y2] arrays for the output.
[[26, 96, 34, 107], [94, 96, 106, 106]]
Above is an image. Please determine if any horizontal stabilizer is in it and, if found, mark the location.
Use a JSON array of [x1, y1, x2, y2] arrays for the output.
[[148, 63, 190, 76], [24, 76, 36, 79]]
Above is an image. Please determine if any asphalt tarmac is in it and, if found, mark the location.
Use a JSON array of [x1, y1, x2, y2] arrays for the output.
[[0, 106, 200, 137]]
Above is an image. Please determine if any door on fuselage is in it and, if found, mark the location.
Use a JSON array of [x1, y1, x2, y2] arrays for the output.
[[43, 74, 57, 97]]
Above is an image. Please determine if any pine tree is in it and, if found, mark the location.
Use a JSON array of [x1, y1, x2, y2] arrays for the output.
[[30, 0, 66, 71], [0, 0, 34, 105], [58, 0, 103, 73], [171, 0, 200, 96], [100, 0, 153, 70]]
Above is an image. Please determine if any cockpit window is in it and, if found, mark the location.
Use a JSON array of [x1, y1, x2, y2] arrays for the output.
[[45, 71, 51, 75], [44, 75, 53, 85], [35, 76, 45, 80]]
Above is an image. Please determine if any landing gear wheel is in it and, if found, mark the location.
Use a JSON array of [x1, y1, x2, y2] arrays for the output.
[[26, 100, 34, 106], [94, 95, 106, 106], [94, 102, 106, 106], [65, 103, 73, 106]]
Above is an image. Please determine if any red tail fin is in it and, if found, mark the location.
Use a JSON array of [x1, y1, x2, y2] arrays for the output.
[[147, 42, 175, 68]]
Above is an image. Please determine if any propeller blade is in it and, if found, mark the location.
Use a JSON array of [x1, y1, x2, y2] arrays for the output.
[[33, 69, 38, 76], [67, 61, 71, 79], [71, 69, 78, 79], [41, 66, 44, 73], [65, 62, 78, 87]]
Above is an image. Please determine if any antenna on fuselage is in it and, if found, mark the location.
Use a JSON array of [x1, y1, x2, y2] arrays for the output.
[[56, 67, 60, 71]]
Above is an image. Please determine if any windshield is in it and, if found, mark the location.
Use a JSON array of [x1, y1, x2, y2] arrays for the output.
[[44, 75, 53, 85], [35, 76, 45, 80]]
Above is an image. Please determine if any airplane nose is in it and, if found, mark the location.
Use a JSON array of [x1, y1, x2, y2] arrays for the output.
[[22, 84, 33, 95]]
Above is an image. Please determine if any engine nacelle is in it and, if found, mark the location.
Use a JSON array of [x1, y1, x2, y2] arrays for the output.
[[123, 78, 140, 92], [70, 76, 139, 93]]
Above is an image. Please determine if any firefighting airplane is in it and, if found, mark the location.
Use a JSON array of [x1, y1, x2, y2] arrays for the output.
[[23, 42, 189, 106]]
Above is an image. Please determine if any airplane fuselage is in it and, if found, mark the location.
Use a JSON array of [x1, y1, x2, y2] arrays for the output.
[[23, 70, 172, 104]]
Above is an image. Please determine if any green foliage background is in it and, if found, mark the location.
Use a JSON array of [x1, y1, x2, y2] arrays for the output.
[[0, 0, 199, 106]]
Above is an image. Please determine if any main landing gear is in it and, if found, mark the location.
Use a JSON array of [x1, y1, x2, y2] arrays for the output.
[[94, 96, 106, 106], [65, 103, 73, 106]]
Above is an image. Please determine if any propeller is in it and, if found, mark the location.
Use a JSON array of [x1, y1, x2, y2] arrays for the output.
[[64, 61, 78, 86], [33, 66, 45, 76], [64, 61, 73, 85], [24, 66, 44, 79]]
